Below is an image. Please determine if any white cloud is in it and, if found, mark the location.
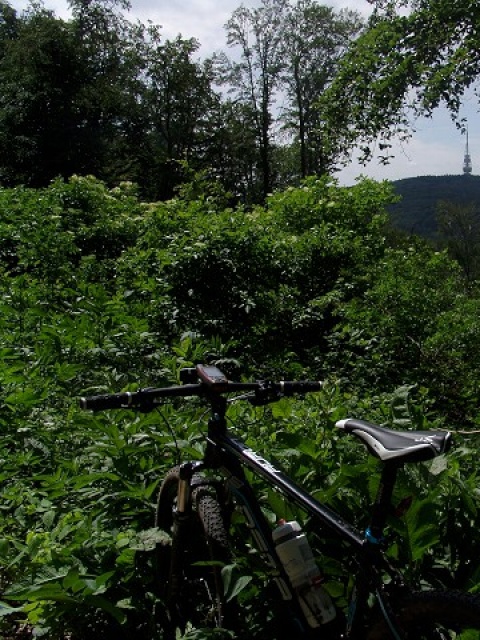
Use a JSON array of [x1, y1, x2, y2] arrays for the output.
[[126, 0, 240, 54], [124, 0, 373, 56], [13, 0, 373, 53]]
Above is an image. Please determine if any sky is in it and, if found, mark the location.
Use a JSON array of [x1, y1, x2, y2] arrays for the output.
[[11, 0, 479, 185]]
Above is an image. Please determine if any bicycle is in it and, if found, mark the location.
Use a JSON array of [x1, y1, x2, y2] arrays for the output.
[[80, 364, 480, 639]]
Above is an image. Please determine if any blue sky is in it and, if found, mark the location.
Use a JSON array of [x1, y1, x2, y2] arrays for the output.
[[339, 97, 479, 185], [11, 0, 479, 184]]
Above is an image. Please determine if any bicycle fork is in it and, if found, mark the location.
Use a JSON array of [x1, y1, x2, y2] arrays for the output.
[[175, 461, 204, 509], [166, 462, 205, 601]]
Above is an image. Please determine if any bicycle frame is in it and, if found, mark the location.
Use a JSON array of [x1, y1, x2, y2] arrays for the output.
[[80, 372, 460, 638], [178, 394, 409, 639]]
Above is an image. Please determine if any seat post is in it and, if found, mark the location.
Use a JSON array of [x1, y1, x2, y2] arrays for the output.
[[366, 462, 401, 544]]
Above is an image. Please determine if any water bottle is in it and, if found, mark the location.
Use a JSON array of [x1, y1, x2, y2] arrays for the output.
[[272, 519, 336, 628]]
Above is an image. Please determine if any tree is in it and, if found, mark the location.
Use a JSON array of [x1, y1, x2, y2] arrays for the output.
[[224, 0, 288, 199], [0, 1, 17, 50], [0, 0, 144, 186], [200, 97, 260, 203], [279, 1, 362, 178], [320, 0, 480, 164], [437, 200, 480, 283], [141, 34, 220, 199], [0, 7, 85, 185], [222, 0, 363, 197], [68, 0, 147, 184]]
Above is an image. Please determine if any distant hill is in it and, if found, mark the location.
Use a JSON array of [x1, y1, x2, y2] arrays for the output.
[[388, 174, 480, 238]]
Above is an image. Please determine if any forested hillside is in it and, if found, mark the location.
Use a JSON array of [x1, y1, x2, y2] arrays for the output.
[[389, 174, 480, 237]]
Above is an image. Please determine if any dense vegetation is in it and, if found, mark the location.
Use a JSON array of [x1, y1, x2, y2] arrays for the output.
[[1, 175, 479, 638], [2, 0, 480, 636]]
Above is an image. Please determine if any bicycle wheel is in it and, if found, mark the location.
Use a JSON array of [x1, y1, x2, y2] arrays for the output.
[[367, 590, 480, 639], [154, 466, 232, 638]]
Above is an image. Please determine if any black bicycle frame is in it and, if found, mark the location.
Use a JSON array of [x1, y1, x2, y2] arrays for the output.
[[194, 400, 407, 639]]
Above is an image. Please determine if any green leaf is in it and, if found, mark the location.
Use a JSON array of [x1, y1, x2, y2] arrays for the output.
[[129, 528, 171, 551], [6, 583, 77, 603], [271, 399, 293, 419], [225, 575, 252, 602], [221, 565, 252, 602], [0, 600, 23, 617], [429, 455, 448, 476], [84, 594, 127, 624]]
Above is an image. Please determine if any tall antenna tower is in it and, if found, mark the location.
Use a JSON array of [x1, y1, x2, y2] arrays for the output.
[[463, 127, 472, 174]]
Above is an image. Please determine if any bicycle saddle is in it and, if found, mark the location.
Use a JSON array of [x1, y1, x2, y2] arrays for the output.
[[335, 418, 452, 463]]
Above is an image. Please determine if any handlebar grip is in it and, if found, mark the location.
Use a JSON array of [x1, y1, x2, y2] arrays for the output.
[[79, 384, 205, 412], [279, 380, 323, 396], [79, 392, 137, 411]]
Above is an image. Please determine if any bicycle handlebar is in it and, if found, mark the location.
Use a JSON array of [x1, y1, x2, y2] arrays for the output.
[[79, 375, 323, 412]]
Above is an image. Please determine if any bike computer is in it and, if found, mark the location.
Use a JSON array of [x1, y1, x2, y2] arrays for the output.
[[196, 364, 228, 387]]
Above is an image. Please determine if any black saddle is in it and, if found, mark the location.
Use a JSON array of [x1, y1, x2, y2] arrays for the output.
[[336, 418, 452, 463]]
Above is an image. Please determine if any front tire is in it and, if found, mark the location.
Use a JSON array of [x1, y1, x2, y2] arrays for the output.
[[154, 467, 232, 638], [367, 590, 480, 639]]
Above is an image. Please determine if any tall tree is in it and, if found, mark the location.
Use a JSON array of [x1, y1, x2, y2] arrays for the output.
[[222, 0, 363, 196], [0, 1, 17, 50], [0, 0, 144, 186], [200, 96, 260, 203], [68, 0, 146, 182], [141, 33, 220, 200], [0, 7, 84, 185], [224, 0, 288, 199], [279, 1, 363, 177], [145, 35, 213, 160]]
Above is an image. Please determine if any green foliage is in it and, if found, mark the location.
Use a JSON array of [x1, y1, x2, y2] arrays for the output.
[[0, 0, 363, 202], [0, 1, 144, 187], [0, 176, 141, 281], [278, 2, 363, 177], [0, 174, 479, 638], [114, 175, 395, 372], [327, 244, 480, 422], [223, 0, 363, 195], [437, 199, 480, 283]]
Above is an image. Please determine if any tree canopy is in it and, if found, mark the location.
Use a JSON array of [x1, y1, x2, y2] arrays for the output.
[[0, 0, 361, 201], [321, 0, 480, 163], [223, 0, 362, 196]]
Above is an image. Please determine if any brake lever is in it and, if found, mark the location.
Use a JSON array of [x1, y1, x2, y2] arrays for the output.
[[248, 381, 282, 407]]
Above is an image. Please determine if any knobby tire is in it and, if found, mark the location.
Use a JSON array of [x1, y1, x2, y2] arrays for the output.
[[154, 466, 233, 639]]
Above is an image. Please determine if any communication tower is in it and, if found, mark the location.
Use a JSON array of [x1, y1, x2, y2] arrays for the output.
[[463, 128, 472, 174]]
